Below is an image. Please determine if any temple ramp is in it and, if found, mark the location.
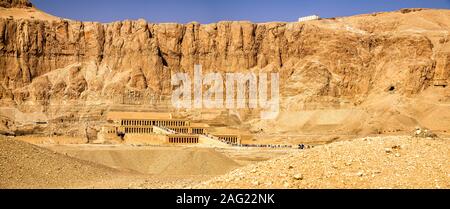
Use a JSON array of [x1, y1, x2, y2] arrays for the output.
[[152, 125, 176, 134], [198, 134, 231, 147]]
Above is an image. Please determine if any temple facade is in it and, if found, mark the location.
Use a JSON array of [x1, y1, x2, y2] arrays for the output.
[[98, 112, 240, 146], [216, 134, 241, 144]]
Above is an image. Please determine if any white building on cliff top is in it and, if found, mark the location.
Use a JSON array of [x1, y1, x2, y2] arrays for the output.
[[298, 15, 320, 22]]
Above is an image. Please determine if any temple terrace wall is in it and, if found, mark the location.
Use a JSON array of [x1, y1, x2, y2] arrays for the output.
[[123, 134, 167, 145], [216, 135, 241, 144], [120, 119, 189, 127], [168, 134, 199, 144]]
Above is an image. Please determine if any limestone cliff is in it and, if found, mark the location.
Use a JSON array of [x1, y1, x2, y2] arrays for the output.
[[0, 0, 449, 140], [0, 0, 31, 8]]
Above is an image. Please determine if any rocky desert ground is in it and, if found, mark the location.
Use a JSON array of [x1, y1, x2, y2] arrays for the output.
[[1, 134, 448, 189], [0, 0, 449, 189], [197, 136, 449, 189]]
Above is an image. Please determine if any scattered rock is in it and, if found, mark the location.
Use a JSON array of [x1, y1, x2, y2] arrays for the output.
[[293, 174, 303, 180], [356, 171, 364, 177], [392, 145, 401, 150], [413, 128, 438, 139], [385, 148, 392, 153]]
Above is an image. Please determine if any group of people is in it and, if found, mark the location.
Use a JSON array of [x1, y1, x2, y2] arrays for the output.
[[298, 144, 313, 149], [233, 143, 293, 148], [204, 133, 314, 149]]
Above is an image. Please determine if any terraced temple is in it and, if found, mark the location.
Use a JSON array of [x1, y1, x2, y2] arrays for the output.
[[99, 111, 241, 146]]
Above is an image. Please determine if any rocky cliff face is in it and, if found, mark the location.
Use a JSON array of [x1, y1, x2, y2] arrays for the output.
[[0, 0, 31, 8], [1, 0, 449, 140], [1, 11, 448, 102]]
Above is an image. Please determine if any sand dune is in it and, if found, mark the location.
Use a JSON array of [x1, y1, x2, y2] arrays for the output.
[[0, 137, 119, 188], [48, 146, 241, 175]]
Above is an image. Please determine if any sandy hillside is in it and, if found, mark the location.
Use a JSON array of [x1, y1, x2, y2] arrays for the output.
[[196, 136, 450, 189], [46, 145, 241, 175], [0, 137, 123, 188], [2, 135, 448, 189], [0, 136, 244, 188]]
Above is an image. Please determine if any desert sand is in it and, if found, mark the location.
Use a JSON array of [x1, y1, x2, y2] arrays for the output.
[[1, 135, 448, 188]]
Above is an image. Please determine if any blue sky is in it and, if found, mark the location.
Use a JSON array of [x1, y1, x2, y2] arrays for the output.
[[31, 0, 450, 23]]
